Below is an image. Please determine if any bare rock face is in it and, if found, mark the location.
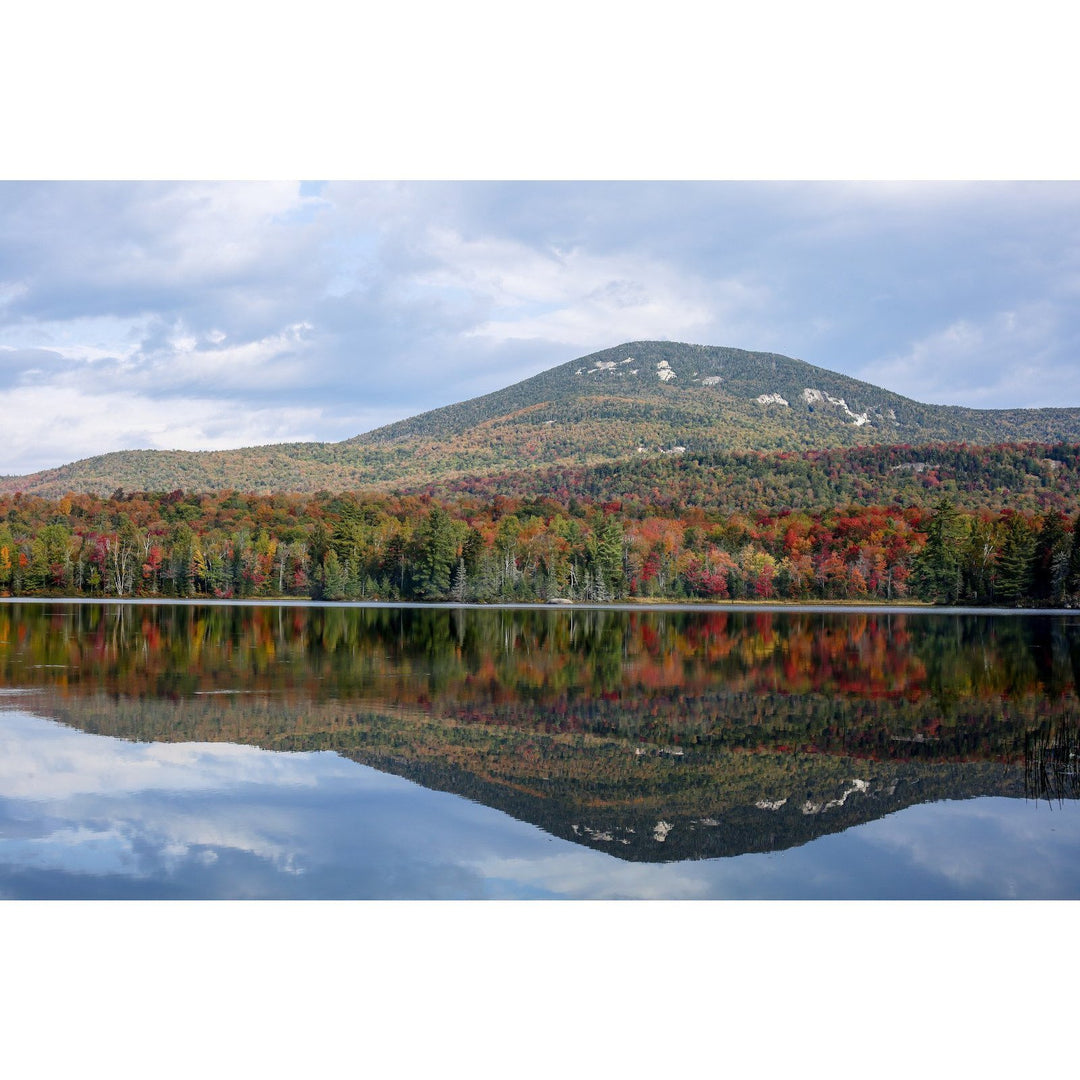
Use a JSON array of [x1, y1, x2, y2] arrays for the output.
[[802, 387, 869, 426]]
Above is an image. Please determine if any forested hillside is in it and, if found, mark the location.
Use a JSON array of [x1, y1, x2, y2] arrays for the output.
[[5, 341, 1080, 497], [417, 441, 1080, 515]]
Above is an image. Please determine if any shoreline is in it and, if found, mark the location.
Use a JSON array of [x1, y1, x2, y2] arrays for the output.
[[0, 596, 1076, 617]]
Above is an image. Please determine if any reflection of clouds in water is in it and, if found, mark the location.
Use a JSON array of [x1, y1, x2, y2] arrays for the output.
[[0, 710, 368, 884], [0, 709, 538, 897], [845, 799, 1080, 899], [0, 709, 363, 799], [1, 825, 139, 877], [468, 847, 838, 900], [467, 852, 720, 900], [0, 785, 312, 883], [2, 710, 1080, 898]]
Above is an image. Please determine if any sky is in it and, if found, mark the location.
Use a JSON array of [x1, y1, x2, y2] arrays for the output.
[[2, 180, 1080, 476]]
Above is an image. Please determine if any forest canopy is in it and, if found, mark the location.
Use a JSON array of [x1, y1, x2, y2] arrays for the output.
[[3, 440, 1080, 608]]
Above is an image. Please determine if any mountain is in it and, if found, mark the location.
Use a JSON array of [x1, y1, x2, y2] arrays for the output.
[[5, 341, 1080, 497]]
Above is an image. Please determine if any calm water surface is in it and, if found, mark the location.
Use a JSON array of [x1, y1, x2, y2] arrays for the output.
[[1, 601, 1078, 898]]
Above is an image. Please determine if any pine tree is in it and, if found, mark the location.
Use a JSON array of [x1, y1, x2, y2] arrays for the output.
[[996, 514, 1037, 604], [914, 498, 966, 604], [588, 516, 625, 599], [963, 516, 1000, 604], [320, 549, 348, 601], [413, 505, 457, 600]]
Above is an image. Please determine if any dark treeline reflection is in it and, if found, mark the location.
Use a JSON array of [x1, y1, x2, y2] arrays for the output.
[[3, 602, 1079, 860], [4, 602, 1080, 716]]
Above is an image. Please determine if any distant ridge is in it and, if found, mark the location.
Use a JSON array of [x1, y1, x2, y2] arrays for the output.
[[4, 341, 1080, 497]]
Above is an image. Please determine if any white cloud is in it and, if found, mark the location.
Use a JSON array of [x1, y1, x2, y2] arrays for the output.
[[855, 303, 1076, 407], [1, 315, 152, 363], [415, 227, 767, 349], [855, 798, 1079, 898], [0, 710, 354, 875], [5, 183, 321, 299], [467, 850, 718, 900], [123, 321, 317, 394], [0, 384, 329, 475]]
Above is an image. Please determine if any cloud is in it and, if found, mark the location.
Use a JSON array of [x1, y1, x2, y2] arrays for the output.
[[0, 384, 331, 476], [0, 183, 326, 325], [852, 798, 1080, 898], [117, 321, 318, 396], [3, 181, 1080, 472], [855, 303, 1080, 407], [412, 228, 765, 350]]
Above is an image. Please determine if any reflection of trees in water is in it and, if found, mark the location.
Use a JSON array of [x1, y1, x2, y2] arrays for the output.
[[1025, 722, 1080, 805], [909, 614, 1080, 712], [4, 602, 1080, 725]]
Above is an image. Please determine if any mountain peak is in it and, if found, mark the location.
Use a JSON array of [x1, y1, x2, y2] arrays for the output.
[[3, 341, 1080, 497]]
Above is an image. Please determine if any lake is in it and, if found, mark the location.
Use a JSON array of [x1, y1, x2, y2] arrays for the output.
[[1, 599, 1078, 898]]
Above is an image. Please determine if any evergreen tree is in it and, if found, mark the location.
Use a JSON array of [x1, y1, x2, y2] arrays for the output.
[[308, 520, 330, 573], [382, 531, 408, 595], [413, 505, 457, 600], [461, 527, 484, 574], [170, 524, 196, 596], [320, 549, 348, 601], [587, 516, 625, 599], [996, 514, 1037, 603], [914, 498, 966, 604]]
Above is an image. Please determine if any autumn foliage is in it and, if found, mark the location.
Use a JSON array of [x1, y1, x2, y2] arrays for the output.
[[0, 462, 1079, 606]]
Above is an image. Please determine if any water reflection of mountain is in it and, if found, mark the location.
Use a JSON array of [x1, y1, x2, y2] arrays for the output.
[[2, 603, 1078, 861]]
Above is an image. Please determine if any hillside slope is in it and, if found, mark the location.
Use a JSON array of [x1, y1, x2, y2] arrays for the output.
[[4, 341, 1080, 496], [411, 441, 1080, 515]]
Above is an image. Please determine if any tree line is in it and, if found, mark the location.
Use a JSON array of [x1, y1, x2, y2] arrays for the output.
[[2, 486, 1080, 606]]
